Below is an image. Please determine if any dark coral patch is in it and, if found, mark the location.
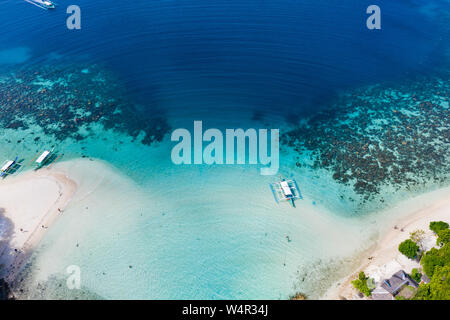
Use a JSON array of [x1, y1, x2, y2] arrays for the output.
[[283, 72, 450, 200], [0, 64, 170, 146]]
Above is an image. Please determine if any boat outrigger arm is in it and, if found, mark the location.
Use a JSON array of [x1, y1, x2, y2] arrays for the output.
[[269, 178, 302, 207], [0, 157, 18, 177]]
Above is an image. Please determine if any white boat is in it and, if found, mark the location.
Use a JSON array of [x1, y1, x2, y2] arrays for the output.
[[36, 150, 51, 166], [32, 149, 61, 170], [269, 178, 302, 207], [34, 150, 53, 169], [24, 0, 56, 10], [0, 157, 18, 178]]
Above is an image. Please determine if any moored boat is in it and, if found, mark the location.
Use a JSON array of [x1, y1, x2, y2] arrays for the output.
[[0, 157, 18, 178], [269, 177, 302, 207]]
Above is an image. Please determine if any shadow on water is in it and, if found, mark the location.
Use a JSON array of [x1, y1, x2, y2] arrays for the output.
[[0, 208, 15, 300], [0, 209, 102, 300], [13, 273, 105, 300]]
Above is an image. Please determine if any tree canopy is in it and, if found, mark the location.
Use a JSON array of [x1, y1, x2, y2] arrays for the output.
[[398, 239, 419, 259], [410, 268, 422, 283], [429, 221, 449, 234], [437, 229, 450, 247], [429, 265, 450, 300], [351, 271, 371, 297], [410, 221, 449, 300], [414, 265, 450, 300], [421, 243, 450, 278]]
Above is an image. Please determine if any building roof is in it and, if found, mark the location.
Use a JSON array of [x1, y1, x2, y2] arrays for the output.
[[381, 270, 419, 295]]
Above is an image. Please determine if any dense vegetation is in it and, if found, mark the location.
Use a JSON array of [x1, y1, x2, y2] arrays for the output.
[[349, 221, 449, 300], [429, 221, 449, 234], [437, 229, 450, 247], [398, 239, 419, 259], [410, 268, 422, 283], [421, 243, 450, 278], [412, 221, 450, 300], [414, 265, 450, 300], [351, 271, 371, 297]]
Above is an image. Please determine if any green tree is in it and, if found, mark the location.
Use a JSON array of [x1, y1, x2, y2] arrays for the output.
[[398, 239, 419, 259], [437, 229, 450, 247], [414, 265, 450, 300], [428, 265, 450, 300], [358, 271, 366, 281], [429, 221, 449, 234], [421, 243, 450, 278], [413, 283, 431, 300], [351, 271, 371, 297], [410, 268, 422, 283]]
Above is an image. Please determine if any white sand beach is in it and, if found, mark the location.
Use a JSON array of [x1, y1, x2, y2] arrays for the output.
[[1, 154, 449, 300], [324, 186, 450, 300], [0, 166, 77, 284]]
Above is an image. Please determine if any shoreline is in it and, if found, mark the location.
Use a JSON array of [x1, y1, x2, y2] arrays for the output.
[[0, 157, 449, 299], [0, 166, 77, 288], [323, 186, 450, 300]]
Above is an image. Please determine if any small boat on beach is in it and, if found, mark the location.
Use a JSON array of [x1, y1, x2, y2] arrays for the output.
[[36, 150, 52, 169], [269, 178, 302, 207], [1, 157, 18, 178], [24, 0, 56, 10], [32, 149, 61, 170]]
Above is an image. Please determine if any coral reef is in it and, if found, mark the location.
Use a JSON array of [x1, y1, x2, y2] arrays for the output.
[[0, 64, 170, 145], [283, 72, 450, 201]]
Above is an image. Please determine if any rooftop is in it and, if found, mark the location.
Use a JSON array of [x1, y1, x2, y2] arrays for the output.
[[381, 270, 419, 295]]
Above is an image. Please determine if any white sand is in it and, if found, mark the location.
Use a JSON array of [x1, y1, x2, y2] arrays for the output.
[[0, 167, 76, 283], [1, 154, 449, 300], [324, 187, 450, 300]]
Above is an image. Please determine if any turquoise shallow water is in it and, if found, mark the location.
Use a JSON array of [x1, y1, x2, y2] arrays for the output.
[[0, 0, 449, 299], [6, 137, 372, 299], [1, 77, 447, 299]]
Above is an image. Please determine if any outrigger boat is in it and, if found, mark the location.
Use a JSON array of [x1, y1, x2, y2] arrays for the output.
[[31, 149, 61, 170], [24, 0, 56, 10], [269, 177, 302, 208], [0, 157, 18, 178]]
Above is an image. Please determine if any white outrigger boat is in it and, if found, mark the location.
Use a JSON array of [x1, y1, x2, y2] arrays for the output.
[[269, 178, 302, 207], [24, 0, 56, 10], [30, 149, 61, 170], [0, 157, 18, 178]]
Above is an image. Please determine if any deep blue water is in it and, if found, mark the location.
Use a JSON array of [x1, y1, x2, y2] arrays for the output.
[[1, 0, 449, 123]]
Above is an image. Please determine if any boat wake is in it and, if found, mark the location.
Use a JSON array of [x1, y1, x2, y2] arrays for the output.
[[24, 0, 56, 10]]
